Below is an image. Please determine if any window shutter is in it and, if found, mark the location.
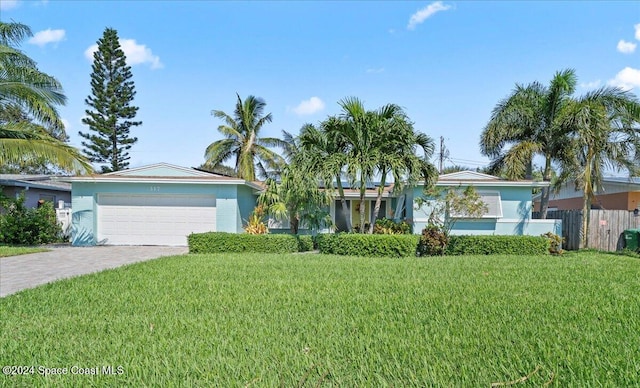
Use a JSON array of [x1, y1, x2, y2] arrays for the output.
[[479, 191, 502, 218], [448, 190, 502, 218]]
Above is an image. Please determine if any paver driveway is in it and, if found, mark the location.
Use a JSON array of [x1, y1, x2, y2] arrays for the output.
[[0, 246, 188, 297]]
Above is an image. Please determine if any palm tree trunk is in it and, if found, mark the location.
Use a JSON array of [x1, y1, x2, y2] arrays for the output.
[[368, 172, 386, 234], [359, 172, 367, 233], [290, 213, 299, 235], [539, 156, 553, 219], [581, 154, 594, 249], [335, 177, 351, 232], [525, 159, 533, 180], [581, 190, 590, 249]]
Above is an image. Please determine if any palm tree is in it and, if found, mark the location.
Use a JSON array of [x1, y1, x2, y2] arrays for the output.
[[367, 105, 437, 233], [205, 94, 284, 181], [330, 97, 380, 232], [557, 87, 640, 248], [480, 69, 577, 219], [299, 120, 352, 231], [0, 21, 92, 173], [257, 130, 333, 234], [0, 123, 91, 173], [328, 98, 437, 233]]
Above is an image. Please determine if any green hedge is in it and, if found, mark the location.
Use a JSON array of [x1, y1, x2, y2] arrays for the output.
[[297, 235, 315, 252], [445, 235, 549, 255], [315, 233, 420, 258], [189, 232, 549, 257], [188, 232, 300, 254]]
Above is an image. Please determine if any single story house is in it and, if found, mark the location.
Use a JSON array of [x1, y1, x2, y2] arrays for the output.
[[533, 177, 640, 211], [0, 174, 71, 208], [67, 164, 560, 246]]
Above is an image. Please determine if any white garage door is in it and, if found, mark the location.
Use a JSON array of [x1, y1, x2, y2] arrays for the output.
[[97, 194, 216, 246]]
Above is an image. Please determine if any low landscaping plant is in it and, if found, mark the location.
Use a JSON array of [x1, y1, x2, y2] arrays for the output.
[[315, 233, 419, 257], [417, 224, 449, 256], [244, 205, 268, 234], [542, 232, 564, 255], [188, 232, 300, 254], [296, 235, 314, 252], [0, 194, 63, 245], [446, 235, 549, 255], [372, 218, 413, 234]]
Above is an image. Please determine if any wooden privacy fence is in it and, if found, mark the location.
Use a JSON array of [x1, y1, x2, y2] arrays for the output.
[[533, 209, 640, 251]]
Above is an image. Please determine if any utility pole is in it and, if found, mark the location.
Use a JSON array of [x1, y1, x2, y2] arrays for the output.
[[438, 136, 448, 174]]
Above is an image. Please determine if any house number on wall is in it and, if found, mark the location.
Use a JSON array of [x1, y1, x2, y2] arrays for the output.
[[150, 186, 160, 192]]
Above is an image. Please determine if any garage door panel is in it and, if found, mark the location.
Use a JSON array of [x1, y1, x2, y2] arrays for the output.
[[97, 194, 216, 246]]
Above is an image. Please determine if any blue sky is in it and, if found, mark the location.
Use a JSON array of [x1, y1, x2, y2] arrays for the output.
[[2, 0, 639, 172]]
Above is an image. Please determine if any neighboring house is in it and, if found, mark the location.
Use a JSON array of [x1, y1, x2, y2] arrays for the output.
[[533, 177, 640, 211], [66, 163, 261, 246], [66, 165, 560, 246], [408, 171, 561, 236], [0, 174, 71, 208]]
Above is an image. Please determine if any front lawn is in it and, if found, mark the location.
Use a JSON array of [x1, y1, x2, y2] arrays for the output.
[[0, 245, 48, 258], [1, 251, 638, 386]]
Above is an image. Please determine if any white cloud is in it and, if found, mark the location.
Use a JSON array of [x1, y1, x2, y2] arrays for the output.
[[608, 67, 640, 91], [579, 80, 601, 89], [84, 38, 163, 69], [28, 29, 65, 47], [366, 67, 385, 74], [61, 118, 70, 130], [407, 1, 451, 30], [0, 0, 18, 10], [617, 39, 637, 54], [292, 97, 325, 115], [635, 23, 640, 40]]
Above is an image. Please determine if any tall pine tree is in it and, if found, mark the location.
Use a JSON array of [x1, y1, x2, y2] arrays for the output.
[[80, 27, 141, 173]]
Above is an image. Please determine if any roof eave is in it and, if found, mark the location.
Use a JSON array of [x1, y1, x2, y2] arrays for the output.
[[64, 176, 263, 189], [431, 180, 550, 188]]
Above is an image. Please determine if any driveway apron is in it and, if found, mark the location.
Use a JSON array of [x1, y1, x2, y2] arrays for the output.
[[0, 246, 188, 297]]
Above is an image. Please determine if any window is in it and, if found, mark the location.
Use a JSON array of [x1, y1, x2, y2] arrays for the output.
[[267, 217, 289, 229], [478, 191, 502, 218], [38, 194, 56, 208], [449, 190, 502, 219], [39, 194, 55, 203]]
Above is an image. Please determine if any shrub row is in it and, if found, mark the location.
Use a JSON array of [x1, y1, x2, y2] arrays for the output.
[[189, 232, 550, 257], [445, 235, 549, 256], [316, 233, 420, 258], [188, 232, 315, 254]]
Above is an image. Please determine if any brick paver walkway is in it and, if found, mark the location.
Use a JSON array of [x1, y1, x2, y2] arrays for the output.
[[0, 246, 188, 297]]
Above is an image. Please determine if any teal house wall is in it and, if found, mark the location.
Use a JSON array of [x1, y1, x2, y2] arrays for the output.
[[68, 164, 259, 246], [407, 171, 561, 237]]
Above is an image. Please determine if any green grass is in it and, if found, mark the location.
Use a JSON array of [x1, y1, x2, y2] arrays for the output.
[[0, 245, 48, 258], [1, 251, 639, 386]]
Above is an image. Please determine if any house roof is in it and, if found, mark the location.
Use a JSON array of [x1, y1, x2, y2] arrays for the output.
[[335, 185, 396, 199], [0, 174, 71, 192], [64, 163, 264, 190], [602, 177, 640, 187], [435, 171, 549, 188]]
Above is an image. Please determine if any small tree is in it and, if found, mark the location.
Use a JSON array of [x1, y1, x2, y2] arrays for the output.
[[416, 185, 488, 255], [80, 27, 141, 173], [258, 166, 332, 235]]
